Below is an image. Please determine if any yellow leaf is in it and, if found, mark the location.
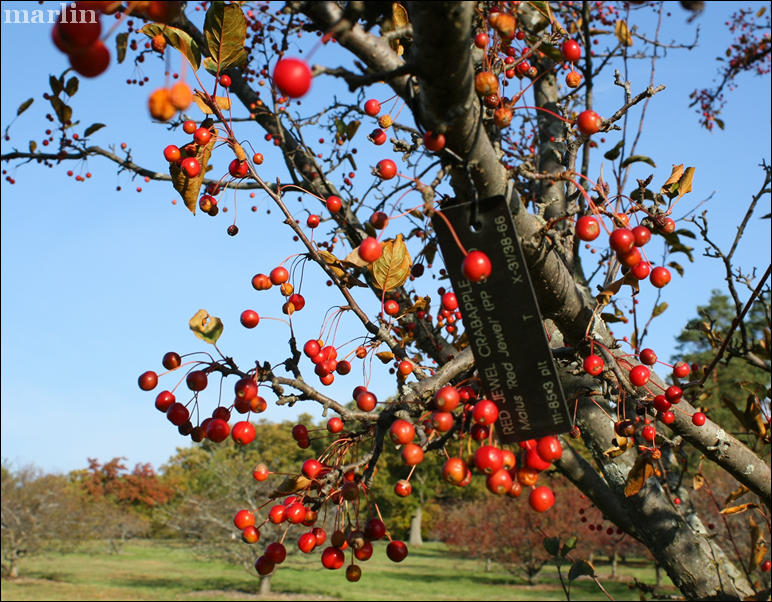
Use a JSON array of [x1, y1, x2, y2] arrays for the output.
[[614, 19, 633, 47], [189, 309, 223, 345], [193, 93, 232, 115], [749, 516, 766, 571], [388, 3, 409, 56], [677, 167, 695, 199], [369, 234, 411, 291], [624, 453, 655, 497], [392, 3, 409, 27], [170, 126, 217, 214], [270, 475, 312, 498], [376, 351, 395, 364], [693, 474, 705, 490], [720, 502, 758, 515], [317, 249, 346, 278]]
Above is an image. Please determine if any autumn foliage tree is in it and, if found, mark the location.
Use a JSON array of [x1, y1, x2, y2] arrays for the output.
[[2, 2, 771, 600]]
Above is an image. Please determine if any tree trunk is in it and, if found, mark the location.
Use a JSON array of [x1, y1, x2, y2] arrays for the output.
[[656, 564, 663, 587], [610, 549, 618, 579], [409, 504, 423, 546], [485, 557, 492, 572], [259, 574, 271, 596]]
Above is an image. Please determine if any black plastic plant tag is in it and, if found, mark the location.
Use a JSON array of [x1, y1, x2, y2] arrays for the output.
[[432, 193, 570, 442]]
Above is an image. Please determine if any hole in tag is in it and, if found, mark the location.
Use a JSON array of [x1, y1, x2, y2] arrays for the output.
[[469, 219, 483, 233]]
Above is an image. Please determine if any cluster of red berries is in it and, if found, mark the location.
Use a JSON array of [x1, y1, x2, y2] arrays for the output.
[[433, 290, 463, 335], [250, 265, 305, 316], [162, 121, 214, 180], [581, 345, 707, 442], [236, 475, 407, 581], [51, 2, 110, 78], [576, 214, 674, 289], [138, 351, 266, 445]]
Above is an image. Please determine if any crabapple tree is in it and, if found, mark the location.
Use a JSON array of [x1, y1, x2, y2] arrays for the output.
[[2, 2, 770, 600]]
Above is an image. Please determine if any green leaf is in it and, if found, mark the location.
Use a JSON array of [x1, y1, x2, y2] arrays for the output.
[[543, 536, 560, 556], [83, 123, 105, 137], [675, 228, 696, 239], [630, 187, 655, 202], [116, 32, 129, 64], [202, 56, 218, 75], [620, 155, 656, 169], [140, 23, 201, 70], [29, 140, 37, 153], [652, 302, 669, 317], [49, 97, 72, 125], [16, 98, 33, 116], [539, 43, 563, 62], [65, 76, 79, 97], [601, 312, 625, 323], [49, 75, 63, 96], [335, 118, 346, 138], [203, 2, 247, 73], [188, 309, 223, 345], [668, 261, 685, 277], [568, 559, 596, 581], [714, 118, 725, 130], [669, 244, 694, 262], [603, 140, 624, 160], [561, 536, 578, 557]]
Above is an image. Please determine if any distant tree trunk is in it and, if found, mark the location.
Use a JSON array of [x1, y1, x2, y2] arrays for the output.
[[409, 505, 423, 546], [588, 551, 594, 564], [259, 574, 271, 595], [485, 557, 492, 572], [610, 549, 618, 579], [655, 563, 663, 587]]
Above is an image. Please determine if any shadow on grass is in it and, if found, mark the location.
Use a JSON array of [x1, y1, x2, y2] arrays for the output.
[[23, 571, 70, 583], [372, 570, 527, 587]]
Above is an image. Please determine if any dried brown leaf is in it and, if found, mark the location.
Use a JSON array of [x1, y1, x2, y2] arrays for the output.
[[720, 503, 758, 515], [376, 351, 395, 364], [604, 436, 633, 458], [192, 93, 231, 114], [343, 246, 370, 268], [170, 127, 217, 213], [662, 164, 685, 193], [725, 484, 750, 506], [693, 474, 705, 491], [624, 453, 655, 497], [405, 296, 430, 315]]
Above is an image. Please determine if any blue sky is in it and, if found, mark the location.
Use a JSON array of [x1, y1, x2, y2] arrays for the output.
[[1, 1, 770, 474]]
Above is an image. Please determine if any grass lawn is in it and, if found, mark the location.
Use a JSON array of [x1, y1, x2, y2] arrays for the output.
[[1, 540, 675, 601]]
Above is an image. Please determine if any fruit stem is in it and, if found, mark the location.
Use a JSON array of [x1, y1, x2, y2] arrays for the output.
[[432, 209, 468, 256], [514, 105, 573, 125]]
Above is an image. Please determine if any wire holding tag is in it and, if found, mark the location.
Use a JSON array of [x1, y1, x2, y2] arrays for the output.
[[464, 163, 482, 232]]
